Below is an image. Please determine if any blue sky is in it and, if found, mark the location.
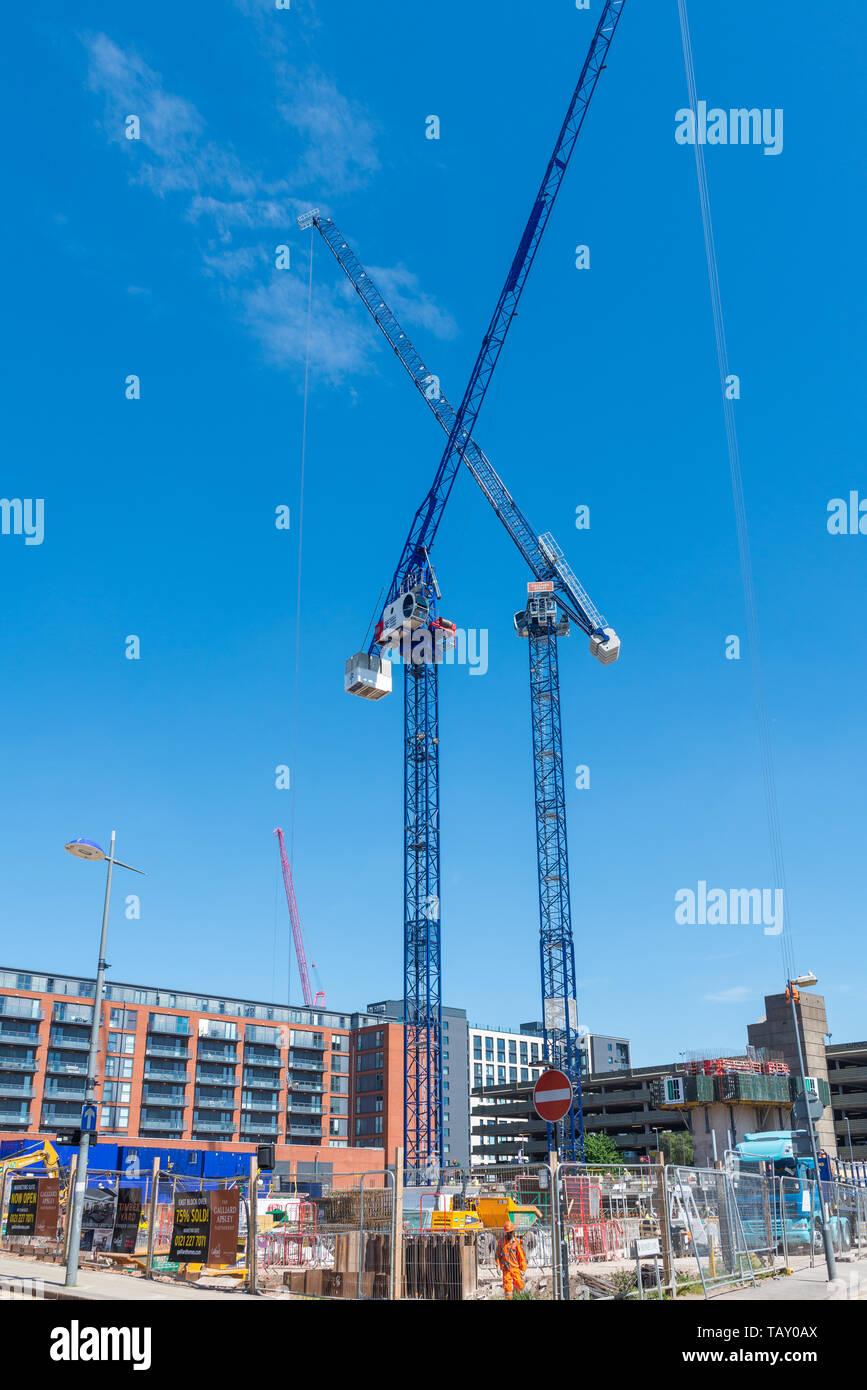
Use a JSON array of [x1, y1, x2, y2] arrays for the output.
[[1, 0, 865, 1064]]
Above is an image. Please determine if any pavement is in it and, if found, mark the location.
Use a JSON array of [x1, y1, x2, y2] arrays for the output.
[[0, 1251, 260, 1300], [711, 1255, 867, 1302]]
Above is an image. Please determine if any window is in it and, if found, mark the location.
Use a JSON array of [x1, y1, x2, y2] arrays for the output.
[[329, 1097, 348, 1116], [357, 1030, 383, 1050], [496, 1040, 505, 1060], [498, 1066, 506, 1084], [521, 1067, 529, 1082], [110, 1008, 137, 1028], [356, 1051, 383, 1072], [474, 1064, 482, 1085], [531, 1044, 540, 1062], [508, 1041, 517, 1061], [16, 974, 32, 990], [330, 1076, 349, 1095], [473, 1037, 482, 1059], [509, 1067, 517, 1082], [331, 1054, 349, 1073], [484, 1038, 493, 1060], [520, 1042, 528, 1062]]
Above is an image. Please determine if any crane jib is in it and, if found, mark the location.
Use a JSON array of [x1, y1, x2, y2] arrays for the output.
[[506, 199, 545, 293]]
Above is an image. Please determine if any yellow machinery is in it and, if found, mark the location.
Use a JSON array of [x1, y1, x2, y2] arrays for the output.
[[473, 1196, 542, 1233], [429, 1210, 483, 1231], [0, 1142, 67, 1233]]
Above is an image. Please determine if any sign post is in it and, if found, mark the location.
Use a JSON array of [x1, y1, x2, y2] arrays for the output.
[[534, 1070, 574, 1301]]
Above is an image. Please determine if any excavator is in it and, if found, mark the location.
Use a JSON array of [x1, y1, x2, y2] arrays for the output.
[[0, 1141, 68, 1230]]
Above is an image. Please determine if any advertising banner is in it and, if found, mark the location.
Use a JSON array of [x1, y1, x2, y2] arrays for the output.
[[111, 1186, 144, 1254], [207, 1189, 241, 1265], [169, 1192, 211, 1262], [6, 1178, 61, 1239]]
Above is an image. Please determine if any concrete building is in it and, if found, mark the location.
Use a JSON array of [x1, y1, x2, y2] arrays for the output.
[[469, 1024, 632, 1165], [827, 1040, 867, 1160], [367, 1000, 470, 1169], [0, 966, 396, 1180], [748, 989, 836, 1154]]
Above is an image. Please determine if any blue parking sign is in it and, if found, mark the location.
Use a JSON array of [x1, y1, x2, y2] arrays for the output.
[[81, 1103, 98, 1133]]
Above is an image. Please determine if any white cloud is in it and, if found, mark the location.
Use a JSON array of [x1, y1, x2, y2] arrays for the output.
[[703, 985, 751, 1004], [81, 33, 452, 382]]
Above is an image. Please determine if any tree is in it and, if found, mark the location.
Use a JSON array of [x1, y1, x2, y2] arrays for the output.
[[583, 1133, 622, 1167], [659, 1130, 694, 1166]]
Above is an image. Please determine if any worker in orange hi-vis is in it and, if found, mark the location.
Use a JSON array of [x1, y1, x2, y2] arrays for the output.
[[496, 1220, 527, 1298]]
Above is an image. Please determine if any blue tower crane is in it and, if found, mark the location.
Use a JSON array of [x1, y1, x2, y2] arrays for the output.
[[302, 217, 618, 1159], [299, 0, 626, 1169]]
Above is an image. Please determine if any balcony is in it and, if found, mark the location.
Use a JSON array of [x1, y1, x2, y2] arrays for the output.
[[287, 1079, 323, 1094], [147, 1014, 190, 1036], [40, 1107, 80, 1127], [242, 1074, 281, 1091], [0, 1058, 37, 1073], [141, 1088, 187, 1106], [0, 1104, 31, 1125], [287, 1120, 322, 1137], [144, 1064, 188, 1082], [0, 1000, 43, 1021], [198, 1022, 238, 1041], [192, 1117, 236, 1133], [196, 1068, 236, 1086], [139, 1117, 185, 1133], [244, 1051, 281, 1068], [52, 1003, 93, 1026], [240, 1121, 280, 1136], [42, 1084, 86, 1102], [145, 1040, 188, 1059], [0, 1023, 41, 1043], [197, 1042, 237, 1062], [195, 1095, 236, 1110], [245, 1025, 282, 1046], [289, 1034, 326, 1051], [45, 1057, 87, 1076], [287, 1060, 324, 1074], [48, 1032, 90, 1051], [241, 1097, 279, 1113], [287, 1098, 322, 1115]]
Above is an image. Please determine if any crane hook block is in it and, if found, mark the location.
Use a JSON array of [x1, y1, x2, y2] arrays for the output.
[[590, 627, 620, 665]]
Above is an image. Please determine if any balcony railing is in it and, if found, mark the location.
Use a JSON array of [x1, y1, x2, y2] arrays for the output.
[[197, 1043, 237, 1062], [45, 1058, 88, 1076], [52, 1004, 93, 1026], [48, 1033, 89, 1051], [0, 1023, 42, 1042], [197, 1022, 238, 1041], [192, 1118, 236, 1133], [0, 1105, 31, 1124], [42, 1085, 86, 1102], [139, 1118, 185, 1132], [287, 1120, 322, 1137], [287, 1080, 323, 1094], [287, 1060, 325, 1074], [147, 1015, 190, 1035], [241, 1098, 279, 1112], [0, 1000, 43, 1020], [40, 1109, 79, 1126], [143, 1065, 188, 1082], [0, 1081, 34, 1098], [195, 1096, 236, 1110], [145, 1041, 188, 1059], [244, 1051, 281, 1068], [195, 1069, 236, 1086], [0, 1058, 38, 1073], [242, 1074, 281, 1090], [141, 1089, 187, 1106], [240, 1122, 280, 1135], [289, 1035, 326, 1051], [245, 1026, 282, 1046], [287, 1099, 322, 1114]]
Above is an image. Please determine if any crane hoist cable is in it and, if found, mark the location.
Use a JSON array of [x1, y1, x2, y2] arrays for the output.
[[678, 0, 795, 980]]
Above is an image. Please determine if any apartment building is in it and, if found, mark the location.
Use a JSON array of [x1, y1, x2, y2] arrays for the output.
[[367, 1000, 470, 1169], [0, 966, 394, 1174]]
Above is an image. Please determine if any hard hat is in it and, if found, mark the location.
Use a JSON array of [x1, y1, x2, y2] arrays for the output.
[[503, 1220, 515, 1232]]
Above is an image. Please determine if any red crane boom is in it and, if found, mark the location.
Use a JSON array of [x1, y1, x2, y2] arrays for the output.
[[274, 827, 325, 1009]]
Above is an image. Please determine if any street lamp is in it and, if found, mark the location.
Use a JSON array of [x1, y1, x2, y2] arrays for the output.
[[63, 832, 144, 1287], [844, 1113, 854, 1161], [786, 972, 836, 1282]]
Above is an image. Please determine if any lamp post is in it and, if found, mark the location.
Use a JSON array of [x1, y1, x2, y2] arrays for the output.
[[844, 1113, 854, 1160], [786, 972, 836, 1282], [63, 833, 144, 1287]]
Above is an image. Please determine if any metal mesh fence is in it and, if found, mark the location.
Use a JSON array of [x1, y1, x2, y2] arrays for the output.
[[559, 1162, 670, 1299]]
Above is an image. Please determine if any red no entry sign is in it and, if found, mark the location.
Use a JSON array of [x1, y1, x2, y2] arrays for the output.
[[533, 1069, 573, 1123]]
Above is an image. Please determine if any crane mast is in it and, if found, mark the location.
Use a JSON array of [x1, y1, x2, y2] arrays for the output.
[[274, 827, 325, 1010]]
